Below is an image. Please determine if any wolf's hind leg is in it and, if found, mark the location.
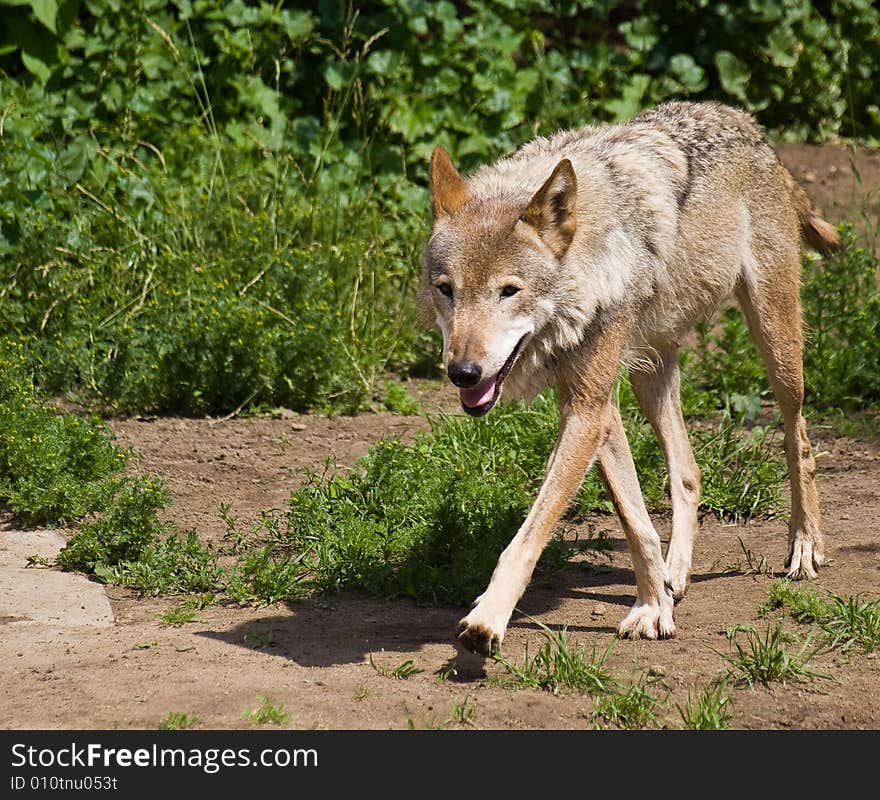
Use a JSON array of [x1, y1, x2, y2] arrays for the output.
[[629, 349, 701, 601], [735, 254, 825, 579], [598, 404, 675, 639]]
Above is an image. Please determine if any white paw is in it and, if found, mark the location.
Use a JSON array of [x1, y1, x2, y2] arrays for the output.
[[456, 600, 510, 657], [457, 617, 501, 657], [617, 590, 676, 640], [785, 534, 824, 580]]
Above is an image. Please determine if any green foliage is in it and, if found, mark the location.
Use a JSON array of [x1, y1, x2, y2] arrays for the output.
[[110, 531, 223, 595], [451, 696, 476, 726], [55, 476, 171, 571], [718, 622, 828, 687], [802, 228, 880, 410], [760, 579, 880, 653], [216, 386, 785, 606], [1, 3, 878, 419], [244, 694, 290, 726], [0, 341, 127, 523], [591, 675, 666, 729], [493, 624, 617, 696], [821, 593, 880, 653], [0, 340, 220, 596], [694, 418, 785, 520], [0, 2, 876, 614], [1, 124, 424, 413], [157, 711, 199, 730], [677, 679, 733, 731], [369, 654, 424, 679], [759, 578, 829, 622], [685, 228, 880, 415], [158, 603, 198, 627], [228, 395, 560, 605], [623, 0, 880, 143]]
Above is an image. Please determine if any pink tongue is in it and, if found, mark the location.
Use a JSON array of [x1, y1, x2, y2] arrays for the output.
[[460, 379, 497, 408]]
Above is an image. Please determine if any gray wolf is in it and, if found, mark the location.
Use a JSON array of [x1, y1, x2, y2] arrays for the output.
[[419, 101, 839, 656]]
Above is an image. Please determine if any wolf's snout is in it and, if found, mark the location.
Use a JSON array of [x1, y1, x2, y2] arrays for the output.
[[447, 361, 482, 388]]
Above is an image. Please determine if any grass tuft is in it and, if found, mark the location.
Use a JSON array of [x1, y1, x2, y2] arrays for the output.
[[677, 679, 734, 730], [760, 579, 880, 653], [158, 712, 199, 731], [245, 694, 290, 726], [591, 675, 666, 729], [370, 655, 424, 680], [493, 622, 616, 696], [718, 622, 829, 687]]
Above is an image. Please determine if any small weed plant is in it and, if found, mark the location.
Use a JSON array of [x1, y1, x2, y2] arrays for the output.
[[158, 712, 198, 731], [369, 655, 424, 680], [493, 622, 617, 696], [677, 680, 734, 730], [245, 695, 290, 726], [718, 623, 829, 687], [761, 580, 880, 653]]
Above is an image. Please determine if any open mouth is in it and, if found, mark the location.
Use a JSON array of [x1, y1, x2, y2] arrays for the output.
[[458, 334, 529, 417]]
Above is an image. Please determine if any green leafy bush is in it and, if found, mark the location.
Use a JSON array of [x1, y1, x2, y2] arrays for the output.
[[802, 228, 880, 409], [1, 2, 878, 416], [0, 341, 126, 523]]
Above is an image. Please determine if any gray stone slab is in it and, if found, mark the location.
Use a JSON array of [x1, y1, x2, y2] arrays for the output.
[[0, 529, 114, 627]]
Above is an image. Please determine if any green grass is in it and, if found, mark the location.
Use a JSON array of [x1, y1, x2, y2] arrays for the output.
[[493, 623, 617, 696], [760, 579, 880, 653], [157, 712, 199, 731], [686, 228, 880, 414], [369, 655, 424, 680], [759, 579, 831, 622], [157, 593, 215, 627], [718, 622, 829, 687], [451, 696, 476, 726], [821, 594, 880, 653], [677, 680, 734, 730], [435, 667, 458, 685], [157, 604, 198, 628], [244, 694, 290, 726], [591, 676, 666, 729]]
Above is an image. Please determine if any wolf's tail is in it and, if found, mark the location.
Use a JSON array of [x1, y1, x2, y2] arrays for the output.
[[786, 173, 841, 256]]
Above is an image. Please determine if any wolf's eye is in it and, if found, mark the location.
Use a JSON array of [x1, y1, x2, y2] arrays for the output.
[[500, 284, 521, 298], [436, 282, 453, 298]]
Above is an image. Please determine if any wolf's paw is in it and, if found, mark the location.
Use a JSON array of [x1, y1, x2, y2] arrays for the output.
[[457, 618, 501, 657], [664, 547, 692, 603], [617, 594, 676, 640], [785, 535, 824, 580], [664, 565, 690, 603]]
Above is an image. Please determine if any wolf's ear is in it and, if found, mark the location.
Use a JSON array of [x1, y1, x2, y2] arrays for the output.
[[430, 146, 470, 220], [520, 159, 577, 258]]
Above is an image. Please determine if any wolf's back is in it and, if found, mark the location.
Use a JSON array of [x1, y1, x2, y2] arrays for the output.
[[632, 101, 839, 255]]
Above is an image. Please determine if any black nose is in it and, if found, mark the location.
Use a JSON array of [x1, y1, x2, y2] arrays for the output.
[[447, 361, 482, 388]]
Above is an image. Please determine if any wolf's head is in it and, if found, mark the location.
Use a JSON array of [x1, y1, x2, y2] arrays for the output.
[[419, 146, 578, 416]]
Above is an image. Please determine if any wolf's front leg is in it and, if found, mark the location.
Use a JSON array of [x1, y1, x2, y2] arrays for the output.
[[457, 312, 634, 656], [457, 403, 611, 656]]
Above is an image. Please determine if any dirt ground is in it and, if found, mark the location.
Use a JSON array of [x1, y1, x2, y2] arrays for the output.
[[2, 143, 879, 731]]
